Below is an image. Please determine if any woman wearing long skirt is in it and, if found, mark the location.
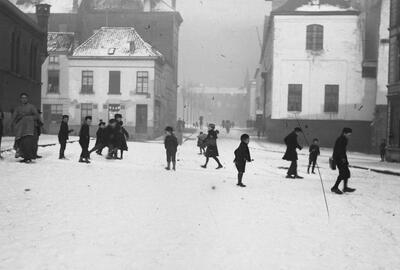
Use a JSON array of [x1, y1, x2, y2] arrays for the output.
[[12, 93, 39, 163]]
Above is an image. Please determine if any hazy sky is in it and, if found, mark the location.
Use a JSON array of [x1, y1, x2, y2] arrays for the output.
[[177, 0, 270, 87]]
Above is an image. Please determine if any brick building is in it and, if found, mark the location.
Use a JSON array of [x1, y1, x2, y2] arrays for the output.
[[0, 0, 49, 134], [387, 0, 400, 161]]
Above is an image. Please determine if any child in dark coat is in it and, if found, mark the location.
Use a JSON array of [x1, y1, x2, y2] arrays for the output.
[[201, 124, 223, 169], [308, 138, 320, 174], [234, 134, 252, 187], [104, 119, 119, 159], [89, 121, 106, 155], [197, 131, 207, 155], [164, 126, 178, 171], [114, 114, 129, 160], [79, 116, 92, 163], [58, 115, 74, 159]]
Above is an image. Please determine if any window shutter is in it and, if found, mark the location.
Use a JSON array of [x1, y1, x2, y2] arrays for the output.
[[109, 71, 121, 94]]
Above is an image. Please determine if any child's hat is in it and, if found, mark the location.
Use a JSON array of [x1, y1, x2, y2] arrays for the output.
[[165, 126, 173, 132]]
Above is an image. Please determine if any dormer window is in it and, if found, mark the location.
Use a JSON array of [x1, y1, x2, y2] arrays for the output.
[[108, 48, 116, 55], [306, 24, 324, 51], [310, 0, 320, 5]]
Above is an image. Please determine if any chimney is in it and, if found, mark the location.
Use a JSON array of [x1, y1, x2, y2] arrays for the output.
[[35, 4, 51, 33], [172, 0, 176, 10]]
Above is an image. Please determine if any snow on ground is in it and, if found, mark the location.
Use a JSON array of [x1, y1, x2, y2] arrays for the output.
[[0, 129, 399, 270]]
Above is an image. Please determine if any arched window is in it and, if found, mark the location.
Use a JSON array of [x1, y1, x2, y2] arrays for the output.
[[306, 24, 324, 51]]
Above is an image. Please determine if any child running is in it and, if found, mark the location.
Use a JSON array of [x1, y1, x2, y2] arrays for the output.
[[164, 126, 178, 171], [89, 121, 106, 155], [234, 134, 252, 187], [201, 124, 223, 169], [308, 138, 320, 174]]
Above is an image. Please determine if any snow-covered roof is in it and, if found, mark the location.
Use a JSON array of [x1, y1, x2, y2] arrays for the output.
[[273, 0, 357, 14], [10, 0, 83, 13], [47, 32, 75, 53], [72, 27, 163, 58]]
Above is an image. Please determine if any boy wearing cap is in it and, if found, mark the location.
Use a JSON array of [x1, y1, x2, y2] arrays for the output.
[[331, 127, 356, 194], [79, 116, 92, 163], [234, 134, 253, 187], [58, 115, 74, 159], [164, 126, 178, 170]]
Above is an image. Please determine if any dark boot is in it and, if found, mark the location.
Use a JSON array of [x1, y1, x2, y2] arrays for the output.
[[331, 178, 343, 194], [343, 179, 356, 193], [237, 173, 246, 187], [165, 162, 171, 170], [172, 161, 176, 171], [307, 164, 310, 174]]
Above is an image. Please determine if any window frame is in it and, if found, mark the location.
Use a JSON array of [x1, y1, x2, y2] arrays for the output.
[[324, 85, 339, 113], [108, 70, 121, 95], [136, 71, 149, 94], [306, 24, 324, 51], [50, 104, 63, 123], [48, 70, 60, 94], [49, 55, 59, 64], [81, 70, 94, 94], [287, 84, 303, 112]]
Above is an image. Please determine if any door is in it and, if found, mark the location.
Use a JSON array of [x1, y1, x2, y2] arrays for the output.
[[136, 104, 148, 133]]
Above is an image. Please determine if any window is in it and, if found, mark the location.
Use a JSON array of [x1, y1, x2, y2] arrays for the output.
[[49, 55, 59, 64], [48, 70, 60, 93], [81, 71, 94, 94], [29, 43, 37, 79], [136, 71, 149, 93], [324, 85, 339, 113], [306, 24, 324, 51], [50, 104, 63, 123], [288, 84, 302, 112], [81, 103, 93, 123], [108, 71, 121, 94]]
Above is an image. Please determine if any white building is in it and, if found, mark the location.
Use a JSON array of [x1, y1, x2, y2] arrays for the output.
[[42, 27, 175, 139], [256, 0, 390, 152]]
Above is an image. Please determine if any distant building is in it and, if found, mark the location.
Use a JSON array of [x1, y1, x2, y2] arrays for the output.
[[12, 0, 183, 136], [178, 85, 249, 127], [0, 1, 49, 135], [54, 27, 171, 139], [256, 0, 390, 152], [387, 0, 400, 161], [41, 32, 75, 133]]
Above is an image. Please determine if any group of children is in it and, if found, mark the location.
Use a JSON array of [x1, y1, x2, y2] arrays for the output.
[[58, 113, 129, 163]]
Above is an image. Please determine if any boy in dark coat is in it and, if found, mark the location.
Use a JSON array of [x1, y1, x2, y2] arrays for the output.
[[115, 114, 129, 160], [201, 124, 223, 169], [308, 138, 320, 174], [283, 127, 303, 179], [331, 127, 356, 195], [164, 126, 178, 170], [89, 121, 106, 155], [58, 115, 74, 159], [234, 134, 252, 187], [79, 116, 92, 163]]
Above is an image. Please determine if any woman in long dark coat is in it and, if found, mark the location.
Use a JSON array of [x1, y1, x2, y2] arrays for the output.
[[12, 93, 39, 163], [201, 124, 223, 169]]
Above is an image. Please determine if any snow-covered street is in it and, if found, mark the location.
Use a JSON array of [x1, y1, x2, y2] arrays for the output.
[[0, 129, 399, 270]]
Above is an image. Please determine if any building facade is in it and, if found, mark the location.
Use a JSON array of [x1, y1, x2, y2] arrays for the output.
[[0, 1, 49, 135], [387, 0, 400, 161], [12, 0, 182, 138], [256, 0, 390, 152], [42, 27, 172, 139]]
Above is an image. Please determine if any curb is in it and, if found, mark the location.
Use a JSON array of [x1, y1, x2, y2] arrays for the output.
[[349, 165, 400, 177]]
